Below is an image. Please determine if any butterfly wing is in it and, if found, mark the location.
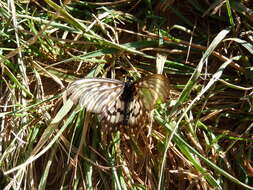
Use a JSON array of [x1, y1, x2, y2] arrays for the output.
[[127, 95, 145, 125], [67, 78, 125, 124], [135, 74, 170, 110], [126, 74, 170, 125], [101, 97, 125, 124]]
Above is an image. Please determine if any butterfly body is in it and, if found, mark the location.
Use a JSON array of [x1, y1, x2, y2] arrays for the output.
[[67, 74, 170, 126], [120, 81, 135, 125]]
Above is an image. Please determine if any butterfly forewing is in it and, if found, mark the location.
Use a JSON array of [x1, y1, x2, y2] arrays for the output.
[[68, 78, 124, 114], [135, 74, 170, 111]]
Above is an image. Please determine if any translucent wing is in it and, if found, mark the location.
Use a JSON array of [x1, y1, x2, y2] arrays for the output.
[[67, 78, 124, 120], [125, 74, 170, 125], [135, 74, 170, 110]]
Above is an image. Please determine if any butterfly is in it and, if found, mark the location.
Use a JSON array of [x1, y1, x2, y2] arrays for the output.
[[67, 74, 170, 125]]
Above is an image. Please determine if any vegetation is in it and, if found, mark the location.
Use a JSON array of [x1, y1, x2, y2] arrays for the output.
[[1, 0, 253, 189]]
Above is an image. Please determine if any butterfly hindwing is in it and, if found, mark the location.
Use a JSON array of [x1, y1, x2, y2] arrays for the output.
[[127, 96, 145, 125], [101, 99, 125, 124]]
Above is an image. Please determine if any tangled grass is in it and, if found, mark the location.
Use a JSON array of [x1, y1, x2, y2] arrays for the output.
[[1, 0, 253, 189]]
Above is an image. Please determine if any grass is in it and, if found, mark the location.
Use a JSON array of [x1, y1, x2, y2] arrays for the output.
[[1, 0, 253, 189]]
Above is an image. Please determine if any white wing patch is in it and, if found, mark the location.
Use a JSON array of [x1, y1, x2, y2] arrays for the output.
[[101, 99, 125, 124], [127, 97, 144, 125]]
